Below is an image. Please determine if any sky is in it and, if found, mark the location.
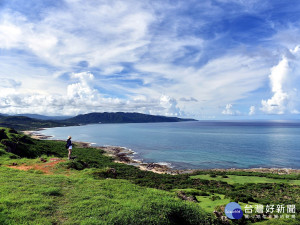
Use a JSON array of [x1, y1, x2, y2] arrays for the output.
[[0, 0, 300, 120]]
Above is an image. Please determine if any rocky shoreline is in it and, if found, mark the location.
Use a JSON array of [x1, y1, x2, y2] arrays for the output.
[[98, 146, 300, 175], [99, 146, 175, 174], [23, 129, 52, 139], [23, 130, 300, 175]]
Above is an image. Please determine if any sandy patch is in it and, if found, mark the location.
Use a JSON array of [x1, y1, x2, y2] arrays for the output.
[[7, 158, 66, 175]]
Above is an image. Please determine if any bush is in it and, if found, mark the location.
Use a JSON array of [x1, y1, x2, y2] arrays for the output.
[[90, 167, 117, 179], [0, 149, 7, 156], [199, 191, 210, 196], [9, 154, 19, 159], [210, 195, 221, 201], [64, 160, 88, 170]]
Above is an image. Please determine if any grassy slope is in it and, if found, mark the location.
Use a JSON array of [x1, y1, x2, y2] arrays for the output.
[[0, 128, 212, 225], [0, 127, 299, 224], [0, 167, 209, 225]]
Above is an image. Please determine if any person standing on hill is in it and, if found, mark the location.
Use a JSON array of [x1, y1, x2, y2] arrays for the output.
[[66, 136, 72, 160]]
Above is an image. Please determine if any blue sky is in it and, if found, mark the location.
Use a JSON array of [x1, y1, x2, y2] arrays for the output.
[[0, 0, 300, 119]]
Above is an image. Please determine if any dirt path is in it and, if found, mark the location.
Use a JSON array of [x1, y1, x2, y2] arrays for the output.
[[7, 158, 66, 175]]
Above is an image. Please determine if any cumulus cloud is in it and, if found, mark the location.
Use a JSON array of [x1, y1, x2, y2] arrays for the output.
[[0, 72, 184, 116], [222, 104, 240, 115], [67, 72, 99, 103], [261, 46, 300, 114], [222, 104, 233, 115], [158, 95, 182, 116], [261, 57, 289, 114], [249, 106, 256, 115]]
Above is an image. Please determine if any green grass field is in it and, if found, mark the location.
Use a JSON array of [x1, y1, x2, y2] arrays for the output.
[[171, 190, 257, 213], [190, 174, 300, 185], [194, 193, 230, 213], [0, 166, 210, 225], [195, 194, 257, 213]]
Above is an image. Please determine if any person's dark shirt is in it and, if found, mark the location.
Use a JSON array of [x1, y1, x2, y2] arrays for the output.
[[67, 139, 72, 147]]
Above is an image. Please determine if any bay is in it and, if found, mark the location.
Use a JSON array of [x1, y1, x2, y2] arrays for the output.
[[39, 121, 300, 170]]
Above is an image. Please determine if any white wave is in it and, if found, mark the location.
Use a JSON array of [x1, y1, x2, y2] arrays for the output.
[[157, 162, 173, 168]]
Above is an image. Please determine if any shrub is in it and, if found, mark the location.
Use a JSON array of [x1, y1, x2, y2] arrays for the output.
[[9, 154, 19, 159], [210, 195, 221, 201], [0, 149, 7, 156], [90, 167, 117, 179], [64, 160, 88, 170]]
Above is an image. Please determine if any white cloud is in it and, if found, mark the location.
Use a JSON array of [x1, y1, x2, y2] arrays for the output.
[[0, 1, 154, 70], [1, 1, 300, 118], [261, 46, 300, 114], [0, 72, 185, 116], [222, 104, 241, 115], [0, 21, 22, 49], [222, 104, 232, 115], [261, 57, 289, 114], [249, 106, 256, 115], [135, 54, 268, 116], [158, 95, 182, 116], [0, 78, 21, 88]]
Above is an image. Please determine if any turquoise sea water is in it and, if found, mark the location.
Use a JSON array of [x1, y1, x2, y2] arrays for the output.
[[39, 121, 300, 170]]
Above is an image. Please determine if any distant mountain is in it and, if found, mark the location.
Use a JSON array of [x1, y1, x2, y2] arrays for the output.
[[63, 112, 196, 124], [15, 114, 72, 120], [0, 112, 196, 130], [0, 116, 73, 130]]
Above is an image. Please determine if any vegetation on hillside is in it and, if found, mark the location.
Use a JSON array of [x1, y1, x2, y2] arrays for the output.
[[0, 127, 299, 224], [62, 112, 195, 124], [0, 112, 195, 131], [0, 116, 70, 131]]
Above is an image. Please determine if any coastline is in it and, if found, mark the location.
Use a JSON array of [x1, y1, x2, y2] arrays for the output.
[[23, 130, 300, 175], [98, 145, 175, 174], [23, 130, 175, 174], [23, 129, 52, 139]]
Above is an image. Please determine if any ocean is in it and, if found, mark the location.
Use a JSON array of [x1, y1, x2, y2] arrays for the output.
[[39, 121, 300, 170]]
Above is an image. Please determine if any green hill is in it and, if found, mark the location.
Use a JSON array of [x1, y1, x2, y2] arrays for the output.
[[0, 116, 69, 131], [63, 112, 196, 124], [0, 113, 195, 131]]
